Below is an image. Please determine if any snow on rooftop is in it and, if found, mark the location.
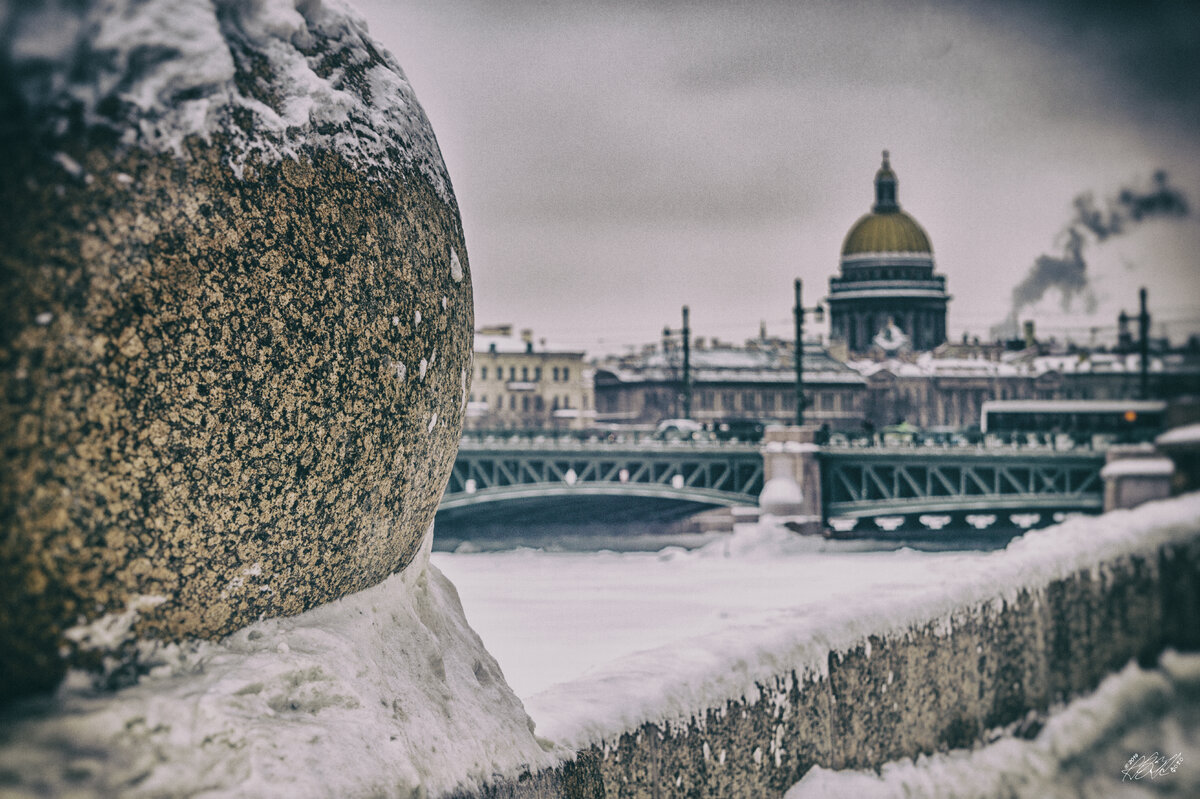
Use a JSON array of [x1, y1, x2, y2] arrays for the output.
[[848, 354, 1028, 379], [436, 492, 1200, 752], [845, 349, 1200, 380], [606, 343, 865, 385], [474, 327, 584, 356], [2, 0, 451, 195]]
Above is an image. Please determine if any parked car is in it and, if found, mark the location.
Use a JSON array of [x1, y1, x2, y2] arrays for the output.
[[655, 418, 706, 441], [711, 418, 768, 443]]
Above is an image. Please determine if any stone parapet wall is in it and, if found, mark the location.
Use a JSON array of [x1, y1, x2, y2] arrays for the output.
[[470, 506, 1200, 798]]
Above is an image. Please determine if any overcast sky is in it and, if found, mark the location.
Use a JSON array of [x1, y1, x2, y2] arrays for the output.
[[356, 0, 1200, 355]]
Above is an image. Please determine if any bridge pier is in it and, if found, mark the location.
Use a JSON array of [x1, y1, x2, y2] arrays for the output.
[[759, 426, 823, 526]]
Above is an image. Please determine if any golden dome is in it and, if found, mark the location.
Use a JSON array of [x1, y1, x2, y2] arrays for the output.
[[841, 210, 932, 256], [841, 151, 932, 256]]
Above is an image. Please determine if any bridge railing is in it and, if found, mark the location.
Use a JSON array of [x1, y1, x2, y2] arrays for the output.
[[819, 449, 1107, 519], [461, 429, 1106, 453], [445, 431, 1109, 523], [459, 432, 759, 452]]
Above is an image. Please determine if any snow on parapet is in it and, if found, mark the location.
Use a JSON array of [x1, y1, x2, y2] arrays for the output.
[[523, 493, 1200, 752], [1, 0, 452, 197], [1100, 457, 1175, 478], [1158, 423, 1200, 447]]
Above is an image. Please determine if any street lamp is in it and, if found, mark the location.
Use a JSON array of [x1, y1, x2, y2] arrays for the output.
[[1118, 286, 1153, 399], [663, 305, 692, 419], [793, 279, 825, 426], [1138, 287, 1150, 400]]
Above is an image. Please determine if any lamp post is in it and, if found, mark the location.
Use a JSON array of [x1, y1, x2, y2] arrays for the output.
[[1138, 287, 1150, 400], [663, 305, 692, 419], [793, 279, 825, 426]]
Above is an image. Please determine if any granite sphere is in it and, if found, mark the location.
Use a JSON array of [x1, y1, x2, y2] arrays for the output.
[[0, 0, 472, 699]]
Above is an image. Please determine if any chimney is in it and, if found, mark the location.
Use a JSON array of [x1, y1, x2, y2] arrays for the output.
[[1023, 320, 1036, 349], [521, 328, 533, 354]]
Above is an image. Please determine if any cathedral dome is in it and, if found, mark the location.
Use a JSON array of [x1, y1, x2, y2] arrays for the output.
[[841, 210, 932, 256], [840, 150, 932, 257], [826, 151, 950, 354]]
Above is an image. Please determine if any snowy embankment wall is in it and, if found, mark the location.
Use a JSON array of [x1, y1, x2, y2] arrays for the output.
[[482, 494, 1200, 799]]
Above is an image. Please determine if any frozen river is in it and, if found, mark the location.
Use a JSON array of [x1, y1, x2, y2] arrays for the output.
[[432, 529, 982, 698]]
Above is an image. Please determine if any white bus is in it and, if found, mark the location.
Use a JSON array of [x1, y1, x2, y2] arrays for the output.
[[980, 399, 1167, 445]]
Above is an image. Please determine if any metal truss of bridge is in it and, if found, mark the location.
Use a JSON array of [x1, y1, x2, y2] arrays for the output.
[[820, 449, 1106, 522], [441, 440, 765, 511]]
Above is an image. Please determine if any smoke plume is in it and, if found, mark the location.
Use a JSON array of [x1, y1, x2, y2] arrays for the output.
[[991, 171, 1189, 340]]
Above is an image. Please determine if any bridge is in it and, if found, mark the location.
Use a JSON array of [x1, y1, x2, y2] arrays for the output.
[[440, 437, 764, 527], [438, 432, 1107, 532], [818, 448, 1105, 532]]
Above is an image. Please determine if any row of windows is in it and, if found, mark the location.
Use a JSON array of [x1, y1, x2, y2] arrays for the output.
[[468, 394, 581, 411], [478, 365, 572, 382], [619, 389, 860, 414], [847, 267, 929, 282]]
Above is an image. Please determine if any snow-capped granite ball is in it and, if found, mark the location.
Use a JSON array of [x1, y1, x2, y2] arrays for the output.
[[0, 0, 472, 700]]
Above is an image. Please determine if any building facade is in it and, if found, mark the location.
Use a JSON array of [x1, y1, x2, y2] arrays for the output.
[[854, 347, 1200, 430], [594, 335, 1200, 434], [593, 335, 869, 430], [467, 325, 593, 430], [827, 152, 950, 354]]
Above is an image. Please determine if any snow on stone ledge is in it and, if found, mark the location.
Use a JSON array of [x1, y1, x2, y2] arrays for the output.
[[523, 492, 1200, 752], [0, 0, 451, 195], [1100, 457, 1175, 478], [1158, 423, 1200, 448], [0, 531, 563, 798]]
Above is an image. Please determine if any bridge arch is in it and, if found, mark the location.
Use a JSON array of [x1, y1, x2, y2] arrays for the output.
[[442, 442, 766, 510], [439, 482, 756, 511]]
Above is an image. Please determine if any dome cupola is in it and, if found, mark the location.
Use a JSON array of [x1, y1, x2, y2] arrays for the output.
[[840, 151, 932, 257], [826, 151, 950, 353]]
